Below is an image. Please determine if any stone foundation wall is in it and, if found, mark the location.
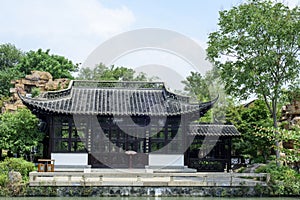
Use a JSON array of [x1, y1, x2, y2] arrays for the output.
[[23, 186, 268, 197]]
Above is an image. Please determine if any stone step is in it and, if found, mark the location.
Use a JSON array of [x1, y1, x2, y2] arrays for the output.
[[145, 166, 197, 173]]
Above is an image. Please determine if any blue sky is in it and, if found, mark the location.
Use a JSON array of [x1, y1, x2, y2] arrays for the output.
[[0, 0, 299, 72], [101, 0, 242, 40], [0, 1, 264, 60]]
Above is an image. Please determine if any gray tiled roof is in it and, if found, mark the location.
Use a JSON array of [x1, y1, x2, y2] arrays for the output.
[[19, 80, 217, 116], [189, 124, 240, 136]]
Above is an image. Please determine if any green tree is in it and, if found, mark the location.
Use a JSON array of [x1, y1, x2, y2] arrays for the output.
[[77, 63, 148, 81], [0, 108, 42, 158], [0, 68, 22, 98], [17, 49, 78, 79], [0, 44, 24, 98], [182, 71, 209, 102], [0, 43, 23, 70], [281, 78, 300, 103], [207, 0, 300, 161], [182, 69, 227, 123], [255, 126, 300, 164], [182, 71, 212, 122], [227, 100, 274, 162]]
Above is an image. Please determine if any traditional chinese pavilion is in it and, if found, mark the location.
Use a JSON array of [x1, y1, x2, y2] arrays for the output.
[[19, 80, 239, 172]]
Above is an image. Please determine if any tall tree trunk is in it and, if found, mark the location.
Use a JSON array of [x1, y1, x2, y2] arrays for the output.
[[263, 93, 281, 165], [273, 115, 281, 164], [272, 99, 281, 166]]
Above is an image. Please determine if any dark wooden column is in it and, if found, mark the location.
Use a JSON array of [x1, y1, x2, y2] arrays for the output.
[[164, 118, 168, 153], [46, 115, 53, 158], [182, 115, 189, 166], [227, 137, 232, 172], [68, 116, 72, 152]]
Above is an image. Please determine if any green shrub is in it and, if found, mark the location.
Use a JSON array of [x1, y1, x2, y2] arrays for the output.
[[256, 162, 300, 196], [0, 174, 8, 187], [0, 158, 35, 182], [31, 87, 40, 97]]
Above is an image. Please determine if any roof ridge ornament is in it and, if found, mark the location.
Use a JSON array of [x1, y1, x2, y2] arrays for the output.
[[73, 80, 165, 89]]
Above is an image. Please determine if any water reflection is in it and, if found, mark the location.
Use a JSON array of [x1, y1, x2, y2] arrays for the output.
[[0, 197, 298, 200]]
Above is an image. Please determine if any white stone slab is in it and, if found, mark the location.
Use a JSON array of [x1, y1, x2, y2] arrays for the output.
[[51, 153, 88, 166], [148, 154, 184, 167]]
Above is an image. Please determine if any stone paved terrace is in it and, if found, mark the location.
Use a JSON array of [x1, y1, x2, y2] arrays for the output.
[[29, 169, 269, 187]]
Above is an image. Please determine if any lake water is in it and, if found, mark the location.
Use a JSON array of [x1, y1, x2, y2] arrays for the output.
[[0, 197, 298, 200]]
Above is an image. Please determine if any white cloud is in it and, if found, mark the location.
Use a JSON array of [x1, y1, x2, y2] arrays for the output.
[[0, 0, 135, 62]]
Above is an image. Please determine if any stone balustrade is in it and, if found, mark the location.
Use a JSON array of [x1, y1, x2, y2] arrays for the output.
[[29, 171, 269, 187]]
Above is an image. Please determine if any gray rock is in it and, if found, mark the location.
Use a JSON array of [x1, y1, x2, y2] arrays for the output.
[[8, 170, 22, 184]]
